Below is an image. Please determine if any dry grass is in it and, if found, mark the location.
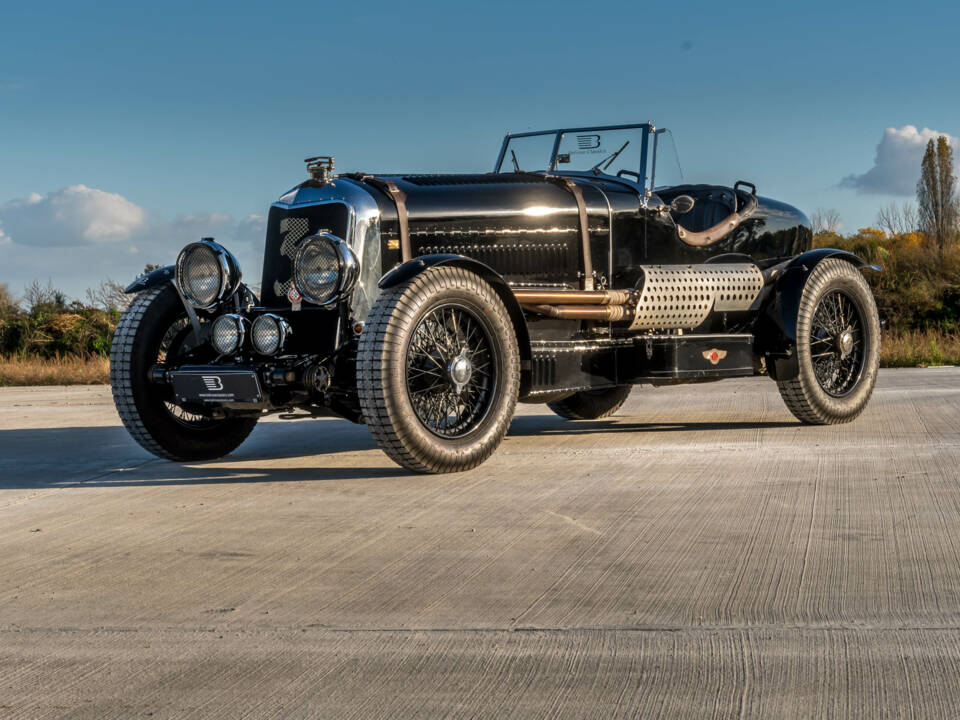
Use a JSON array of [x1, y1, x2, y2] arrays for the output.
[[881, 330, 960, 367], [0, 355, 110, 386]]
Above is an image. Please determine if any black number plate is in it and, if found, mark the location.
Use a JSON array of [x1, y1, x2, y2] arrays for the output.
[[169, 367, 263, 404]]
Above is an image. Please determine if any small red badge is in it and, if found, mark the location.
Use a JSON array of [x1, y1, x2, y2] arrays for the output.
[[702, 349, 727, 365]]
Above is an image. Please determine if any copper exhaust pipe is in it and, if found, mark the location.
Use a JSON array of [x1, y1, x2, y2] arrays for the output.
[[522, 304, 631, 322], [513, 289, 632, 305]]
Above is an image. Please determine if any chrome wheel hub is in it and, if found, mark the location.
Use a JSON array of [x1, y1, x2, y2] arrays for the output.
[[449, 353, 473, 390], [837, 329, 854, 357]]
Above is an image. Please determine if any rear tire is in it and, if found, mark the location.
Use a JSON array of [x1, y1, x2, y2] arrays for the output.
[[777, 259, 880, 424], [110, 284, 258, 461], [547, 385, 633, 420], [357, 266, 519, 473]]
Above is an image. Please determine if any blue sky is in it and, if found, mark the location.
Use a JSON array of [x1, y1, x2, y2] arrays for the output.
[[1, 0, 958, 297]]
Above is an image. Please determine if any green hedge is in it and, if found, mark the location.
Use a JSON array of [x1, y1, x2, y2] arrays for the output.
[[0, 283, 120, 360]]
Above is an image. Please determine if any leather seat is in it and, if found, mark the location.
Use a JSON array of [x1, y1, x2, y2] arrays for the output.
[[655, 185, 736, 232]]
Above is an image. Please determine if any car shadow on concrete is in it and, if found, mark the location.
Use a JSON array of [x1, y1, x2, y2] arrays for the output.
[[507, 414, 799, 436], [0, 421, 404, 489], [1, 414, 801, 490], [57, 463, 411, 488]]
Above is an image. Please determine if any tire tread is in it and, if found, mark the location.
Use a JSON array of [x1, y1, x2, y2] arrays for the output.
[[776, 259, 880, 425], [109, 286, 256, 461], [357, 266, 519, 473]]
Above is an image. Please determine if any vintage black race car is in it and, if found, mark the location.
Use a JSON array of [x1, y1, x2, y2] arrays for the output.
[[111, 122, 881, 473]]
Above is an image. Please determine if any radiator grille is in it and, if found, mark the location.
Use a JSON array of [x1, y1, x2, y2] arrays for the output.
[[260, 204, 349, 306]]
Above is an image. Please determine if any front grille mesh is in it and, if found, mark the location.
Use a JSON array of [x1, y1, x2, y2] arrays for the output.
[[261, 204, 349, 306]]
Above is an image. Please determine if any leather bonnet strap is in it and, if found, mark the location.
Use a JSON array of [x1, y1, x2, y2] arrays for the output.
[[541, 175, 594, 291]]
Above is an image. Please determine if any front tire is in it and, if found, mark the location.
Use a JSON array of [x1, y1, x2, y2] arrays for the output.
[[357, 266, 520, 473], [547, 385, 633, 420], [777, 259, 880, 424], [110, 284, 258, 461]]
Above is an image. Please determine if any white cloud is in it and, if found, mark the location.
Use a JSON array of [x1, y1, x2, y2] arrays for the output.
[[840, 125, 960, 196], [0, 185, 146, 246], [0, 186, 267, 300], [236, 214, 267, 253]]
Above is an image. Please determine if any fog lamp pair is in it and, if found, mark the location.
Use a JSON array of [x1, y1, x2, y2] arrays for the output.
[[210, 313, 291, 356]]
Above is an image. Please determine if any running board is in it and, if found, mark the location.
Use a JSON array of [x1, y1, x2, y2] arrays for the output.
[[525, 334, 757, 396]]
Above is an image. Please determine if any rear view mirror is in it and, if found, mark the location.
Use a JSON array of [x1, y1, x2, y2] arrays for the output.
[[671, 195, 695, 214]]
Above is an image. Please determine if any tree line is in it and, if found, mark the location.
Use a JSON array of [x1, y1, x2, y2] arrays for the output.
[[811, 136, 960, 333]]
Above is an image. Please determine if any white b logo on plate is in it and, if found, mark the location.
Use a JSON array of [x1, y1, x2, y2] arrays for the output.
[[202, 376, 224, 391]]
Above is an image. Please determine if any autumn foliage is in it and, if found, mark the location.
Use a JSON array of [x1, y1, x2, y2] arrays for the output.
[[814, 227, 960, 333]]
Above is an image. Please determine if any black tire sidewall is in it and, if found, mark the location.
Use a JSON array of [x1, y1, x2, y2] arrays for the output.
[[548, 385, 633, 420], [794, 260, 880, 419], [113, 284, 256, 460], [359, 266, 520, 472], [387, 283, 517, 457]]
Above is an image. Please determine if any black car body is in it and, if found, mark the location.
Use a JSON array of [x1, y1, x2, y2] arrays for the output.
[[113, 123, 881, 472]]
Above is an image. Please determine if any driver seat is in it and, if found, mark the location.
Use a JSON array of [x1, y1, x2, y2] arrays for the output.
[[656, 183, 758, 247]]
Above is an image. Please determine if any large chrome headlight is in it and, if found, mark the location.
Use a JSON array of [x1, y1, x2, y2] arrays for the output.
[[293, 233, 359, 306], [175, 239, 241, 310]]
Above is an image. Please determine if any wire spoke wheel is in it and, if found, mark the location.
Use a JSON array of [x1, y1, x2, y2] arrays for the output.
[[156, 316, 214, 426], [776, 259, 880, 425], [110, 284, 257, 461], [809, 289, 865, 397], [405, 304, 497, 438], [358, 265, 519, 473]]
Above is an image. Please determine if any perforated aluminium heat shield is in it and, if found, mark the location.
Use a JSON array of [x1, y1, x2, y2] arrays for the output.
[[629, 263, 764, 331]]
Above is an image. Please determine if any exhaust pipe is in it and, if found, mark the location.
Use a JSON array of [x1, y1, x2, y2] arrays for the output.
[[513, 289, 633, 305], [523, 304, 631, 322]]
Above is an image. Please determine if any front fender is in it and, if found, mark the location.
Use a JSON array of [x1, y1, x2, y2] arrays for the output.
[[124, 265, 175, 294], [759, 249, 880, 381], [379, 254, 533, 391]]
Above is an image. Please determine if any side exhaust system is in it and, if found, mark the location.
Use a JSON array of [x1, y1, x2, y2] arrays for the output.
[[516, 263, 765, 329]]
